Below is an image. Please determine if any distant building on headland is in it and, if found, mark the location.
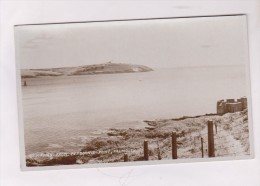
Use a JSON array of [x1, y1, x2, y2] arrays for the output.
[[217, 97, 247, 115]]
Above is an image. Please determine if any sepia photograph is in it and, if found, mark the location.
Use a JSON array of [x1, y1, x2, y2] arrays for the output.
[[15, 15, 252, 169]]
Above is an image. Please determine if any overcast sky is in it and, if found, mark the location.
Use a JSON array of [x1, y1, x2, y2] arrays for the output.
[[15, 15, 248, 69]]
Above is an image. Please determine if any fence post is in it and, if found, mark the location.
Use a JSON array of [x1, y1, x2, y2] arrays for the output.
[[208, 120, 215, 157], [156, 141, 162, 160], [172, 132, 177, 159], [124, 153, 128, 162], [215, 124, 217, 134], [201, 137, 204, 158], [144, 140, 149, 161]]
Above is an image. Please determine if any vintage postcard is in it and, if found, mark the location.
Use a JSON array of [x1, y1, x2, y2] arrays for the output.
[[15, 15, 253, 170]]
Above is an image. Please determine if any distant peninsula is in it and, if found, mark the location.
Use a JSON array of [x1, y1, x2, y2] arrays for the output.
[[21, 62, 153, 78]]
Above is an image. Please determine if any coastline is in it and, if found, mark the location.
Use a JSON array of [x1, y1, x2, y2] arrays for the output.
[[26, 109, 249, 167], [21, 62, 153, 79]]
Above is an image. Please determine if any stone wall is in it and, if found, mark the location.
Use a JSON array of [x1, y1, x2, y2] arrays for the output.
[[217, 97, 247, 115]]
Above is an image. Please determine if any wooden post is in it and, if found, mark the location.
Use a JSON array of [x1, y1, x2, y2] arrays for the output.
[[172, 132, 177, 159], [208, 120, 215, 157], [24, 80, 27, 86], [144, 140, 149, 161], [215, 124, 217, 134], [124, 153, 128, 162], [201, 137, 204, 158], [156, 141, 162, 160]]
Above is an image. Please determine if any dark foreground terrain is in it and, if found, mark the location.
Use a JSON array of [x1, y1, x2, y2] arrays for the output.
[[26, 109, 249, 167]]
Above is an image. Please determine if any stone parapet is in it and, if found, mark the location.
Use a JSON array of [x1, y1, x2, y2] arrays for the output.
[[217, 97, 247, 115]]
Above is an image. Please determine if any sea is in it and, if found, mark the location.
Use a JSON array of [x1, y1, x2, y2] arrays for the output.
[[21, 65, 247, 155]]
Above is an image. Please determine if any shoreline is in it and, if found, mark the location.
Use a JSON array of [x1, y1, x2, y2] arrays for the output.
[[26, 109, 249, 167]]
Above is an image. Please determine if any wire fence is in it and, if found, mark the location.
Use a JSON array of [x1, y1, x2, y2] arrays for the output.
[[126, 115, 250, 161]]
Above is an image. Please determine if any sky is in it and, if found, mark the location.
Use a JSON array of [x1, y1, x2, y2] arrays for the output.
[[15, 15, 249, 69]]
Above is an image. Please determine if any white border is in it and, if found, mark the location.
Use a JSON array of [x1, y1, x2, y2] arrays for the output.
[[1, 1, 260, 186], [14, 15, 254, 171]]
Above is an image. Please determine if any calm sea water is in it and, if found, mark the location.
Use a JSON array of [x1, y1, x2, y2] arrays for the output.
[[22, 66, 247, 155]]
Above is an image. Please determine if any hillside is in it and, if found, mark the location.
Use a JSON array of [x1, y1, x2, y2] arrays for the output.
[[26, 109, 250, 166], [21, 62, 153, 78]]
